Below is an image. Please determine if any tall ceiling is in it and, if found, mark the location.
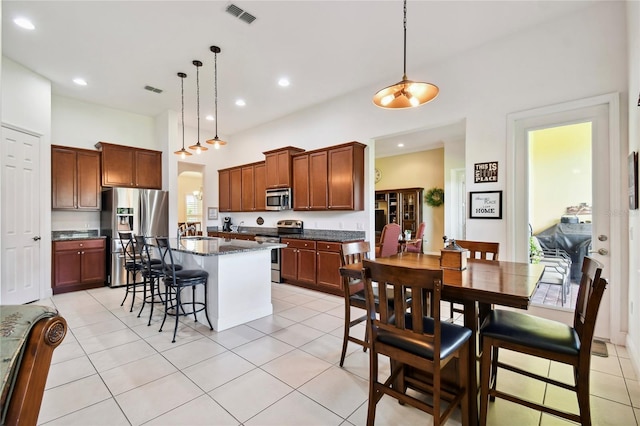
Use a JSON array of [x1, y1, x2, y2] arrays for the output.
[[2, 1, 592, 138]]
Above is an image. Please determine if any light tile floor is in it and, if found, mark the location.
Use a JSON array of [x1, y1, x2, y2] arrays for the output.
[[35, 283, 639, 425]]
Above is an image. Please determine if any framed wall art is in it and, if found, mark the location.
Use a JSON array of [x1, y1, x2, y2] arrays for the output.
[[474, 161, 498, 183], [630, 151, 638, 210], [469, 191, 502, 219], [207, 207, 219, 220]]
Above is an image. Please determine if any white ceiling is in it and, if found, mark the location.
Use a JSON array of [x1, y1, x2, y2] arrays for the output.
[[2, 1, 591, 144]]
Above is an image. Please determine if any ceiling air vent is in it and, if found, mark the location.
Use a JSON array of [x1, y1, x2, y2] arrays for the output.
[[225, 3, 257, 24], [144, 85, 163, 94]]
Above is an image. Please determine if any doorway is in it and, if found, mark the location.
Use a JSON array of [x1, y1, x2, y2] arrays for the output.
[[508, 93, 623, 342], [177, 166, 204, 235]]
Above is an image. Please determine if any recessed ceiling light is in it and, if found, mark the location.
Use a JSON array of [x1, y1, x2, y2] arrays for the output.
[[397, 143, 404, 147], [14, 17, 35, 30], [205, 115, 214, 121], [235, 99, 246, 107], [278, 78, 290, 87], [73, 78, 87, 86]]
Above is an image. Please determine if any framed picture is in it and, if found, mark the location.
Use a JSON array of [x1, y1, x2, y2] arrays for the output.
[[474, 161, 498, 183], [630, 152, 639, 210], [207, 207, 219, 220], [469, 191, 502, 219]]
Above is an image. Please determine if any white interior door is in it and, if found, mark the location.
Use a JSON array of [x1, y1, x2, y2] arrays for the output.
[[1, 126, 42, 304], [508, 94, 622, 342]]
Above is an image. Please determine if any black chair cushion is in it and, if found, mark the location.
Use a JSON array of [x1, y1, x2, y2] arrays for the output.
[[165, 269, 209, 286], [377, 313, 471, 360], [480, 309, 579, 356], [350, 289, 404, 310]]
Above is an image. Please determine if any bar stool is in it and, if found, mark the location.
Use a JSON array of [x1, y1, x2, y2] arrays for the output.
[[155, 237, 213, 342], [118, 232, 144, 312], [134, 235, 168, 326]]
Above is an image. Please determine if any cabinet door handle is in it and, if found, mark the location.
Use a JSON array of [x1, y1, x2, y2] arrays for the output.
[[32, 236, 41, 241], [78, 251, 81, 255]]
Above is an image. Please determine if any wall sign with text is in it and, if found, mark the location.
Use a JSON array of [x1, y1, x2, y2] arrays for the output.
[[474, 161, 498, 183], [469, 191, 502, 219]]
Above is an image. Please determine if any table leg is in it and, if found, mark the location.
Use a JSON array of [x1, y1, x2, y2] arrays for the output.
[[463, 300, 479, 426]]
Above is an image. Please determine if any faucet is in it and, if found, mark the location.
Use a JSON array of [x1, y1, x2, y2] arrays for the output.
[[177, 224, 196, 243], [238, 221, 245, 232]]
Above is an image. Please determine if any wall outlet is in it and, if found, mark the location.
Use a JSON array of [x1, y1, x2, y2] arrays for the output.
[[357, 223, 364, 230]]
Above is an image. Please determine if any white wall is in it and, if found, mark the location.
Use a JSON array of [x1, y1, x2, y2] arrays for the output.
[[1, 57, 53, 299], [625, 0, 640, 378]]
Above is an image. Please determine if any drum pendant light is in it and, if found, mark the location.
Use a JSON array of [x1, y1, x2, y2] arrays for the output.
[[206, 46, 227, 149], [188, 60, 208, 154], [174, 72, 192, 159], [372, 0, 439, 109]]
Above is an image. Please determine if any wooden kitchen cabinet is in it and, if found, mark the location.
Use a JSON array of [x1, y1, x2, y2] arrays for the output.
[[281, 238, 316, 285], [292, 151, 328, 210], [52, 239, 106, 294], [241, 161, 266, 211], [327, 142, 365, 210], [219, 169, 231, 212], [264, 147, 304, 189], [96, 142, 162, 189], [51, 146, 101, 210], [254, 162, 266, 211], [315, 241, 342, 292], [230, 167, 242, 212], [292, 141, 364, 211]]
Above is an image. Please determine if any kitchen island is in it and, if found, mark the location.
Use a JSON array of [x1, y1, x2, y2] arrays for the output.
[[163, 237, 285, 331]]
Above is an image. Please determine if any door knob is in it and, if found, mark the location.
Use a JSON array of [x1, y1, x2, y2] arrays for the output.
[[589, 248, 608, 256], [32, 236, 41, 241]]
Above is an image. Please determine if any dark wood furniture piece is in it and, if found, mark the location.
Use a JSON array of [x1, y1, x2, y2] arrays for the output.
[[52, 238, 106, 294], [374, 188, 424, 239], [361, 260, 471, 426], [479, 257, 606, 426], [292, 141, 365, 211], [0, 305, 67, 426], [264, 147, 304, 189], [339, 241, 371, 366], [339, 252, 545, 425], [219, 162, 266, 212], [449, 240, 500, 320], [95, 141, 162, 189], [51, 145, 101, 210]]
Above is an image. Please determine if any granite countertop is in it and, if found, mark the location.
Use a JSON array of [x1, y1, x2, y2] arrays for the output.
[[161, 237, 286, 257], [52, 230, 106, 241], [207, 226, 365, 243]]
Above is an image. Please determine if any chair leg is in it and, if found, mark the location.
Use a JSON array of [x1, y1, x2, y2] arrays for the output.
[[479, 338, 493, 426], [366, 351, 378, 426], [459, 342, 470, 426], [202, 282, 214, 331], [576, 366, 592, 426], [339, 302, 351, 367], [489, 346, 499, 401], [159, 283, 169, 333], [130, 270, 139, 313], [137, 272, 148, 318], [147, 275, 156, 326], [172, 287, 181, 343], [120, 267, 131, 307], [191, 285, 198, 323]]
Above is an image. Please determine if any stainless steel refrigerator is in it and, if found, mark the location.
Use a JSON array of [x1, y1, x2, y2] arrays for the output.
[[100, 188, 168, 287]]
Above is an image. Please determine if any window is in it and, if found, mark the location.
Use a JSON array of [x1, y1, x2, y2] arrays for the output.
[[185, 193, 202, 223]]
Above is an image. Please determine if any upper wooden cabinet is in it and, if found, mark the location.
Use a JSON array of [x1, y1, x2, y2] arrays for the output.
[[264, 147, 304, 189], [95, 142, 162, 189], [52, 146, 101, 210], [292, 141, 365, 211], [219, 162, 267, 213]]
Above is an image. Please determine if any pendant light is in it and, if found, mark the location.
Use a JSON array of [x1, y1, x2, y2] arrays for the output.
[[174, 72, 192, 159], [206, 45, 227, 149], [188, 60, 208, 154], [372, 0, 439, 109]]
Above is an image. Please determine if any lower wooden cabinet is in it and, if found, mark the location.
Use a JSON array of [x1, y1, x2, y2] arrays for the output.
[[52, 239, 106, 294], [208, 231, 256, 241], [281, 238, 362, 295]]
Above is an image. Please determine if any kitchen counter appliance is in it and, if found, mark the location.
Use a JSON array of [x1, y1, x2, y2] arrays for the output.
[[266, 188, 292, 211], [276, 219, 303, 234]]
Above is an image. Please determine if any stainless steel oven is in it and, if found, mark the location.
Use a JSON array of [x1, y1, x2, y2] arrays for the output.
[[255, 235, 281, 283]]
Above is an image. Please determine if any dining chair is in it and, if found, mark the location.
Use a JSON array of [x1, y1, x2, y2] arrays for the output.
[[405, 221, 426, 253], [156, 237, 213, 342], [479, 256, 606, 426], [361, 259, 472, 426], [338, 241, 371, 366], [118, 232, 145, 312], [448, 240, 500, 322], [375, 223, 402, 257]]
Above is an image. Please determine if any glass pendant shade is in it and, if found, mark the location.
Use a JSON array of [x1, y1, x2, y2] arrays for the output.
[[373, 0, 438, 109], [174, 72, 192, 158], [188, 60, 207, 154], [205, 45, 227, 148]]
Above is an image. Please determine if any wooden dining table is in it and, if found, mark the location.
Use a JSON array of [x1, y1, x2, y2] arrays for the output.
[[339, 252, 545, 425]]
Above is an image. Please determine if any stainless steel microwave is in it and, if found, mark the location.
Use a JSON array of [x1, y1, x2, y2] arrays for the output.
[[266, 188, 291, 211]]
